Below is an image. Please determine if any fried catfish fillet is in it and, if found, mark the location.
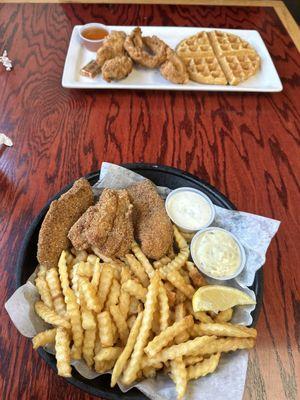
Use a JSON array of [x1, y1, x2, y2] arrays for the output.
[[126, 180, 173, 260], [37, 178, 94, 269], [68, 188, 134, 258]]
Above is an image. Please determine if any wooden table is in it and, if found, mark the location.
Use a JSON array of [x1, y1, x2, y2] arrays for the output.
[[0, 3, 299, 400]]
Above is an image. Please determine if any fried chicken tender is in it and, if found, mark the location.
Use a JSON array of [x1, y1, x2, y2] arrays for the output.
[[102, 56, 133, 82], [160, 49, 189, 84], [96, 31, 127, 67], [124, 27, 167, 69], [68, 188, 134, 258], [127, 180, 173, 260], [37, 178, 94, 269]]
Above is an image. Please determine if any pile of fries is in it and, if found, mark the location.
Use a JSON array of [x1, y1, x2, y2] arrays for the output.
[[33, 225, 257, 399]]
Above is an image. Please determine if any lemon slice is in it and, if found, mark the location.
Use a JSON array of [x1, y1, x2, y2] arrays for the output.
[[192, 285, 256, 313]]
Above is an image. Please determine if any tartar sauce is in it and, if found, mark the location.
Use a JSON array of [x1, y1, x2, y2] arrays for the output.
[[166, 189, 214, 231], [192, 229, 241, 278]]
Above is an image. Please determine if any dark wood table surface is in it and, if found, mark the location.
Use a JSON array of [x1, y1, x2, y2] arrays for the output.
[[0, 3, 299, 400]]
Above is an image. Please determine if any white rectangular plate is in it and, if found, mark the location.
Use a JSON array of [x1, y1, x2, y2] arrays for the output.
[[62, 25, 282, 92]]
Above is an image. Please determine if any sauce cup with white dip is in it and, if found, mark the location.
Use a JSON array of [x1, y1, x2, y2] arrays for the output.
[[191, 227, 246, 280], [165, 187, 215, 232]]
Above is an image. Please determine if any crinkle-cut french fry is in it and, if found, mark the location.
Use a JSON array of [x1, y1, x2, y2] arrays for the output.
[[131, 242, 155, 278], [145, 316, 194, 357], [158, 282, 169, 332], [166, 290, 176, 308], [187, 353, 220, 380], [91, 258, 102, 289], [46, 267, 66, 317], [35, 276, 53, 309], [111, 312, 143, 387], [197, 337, 256, 356], [215, 308, 233, 323], [194, 322, 257, 339], [152, 336, 216, 363], [175, 289, 187, 305], [71, 345, 82, 360], [170, 357, 187, 400], [111, 317, 118, 344], [110, 304, 129, 345], [153, 256, 172, 269], [143, 366, 157, 378], [58, 250, 71, 297], [95, 359, 115, 374], [78, 261, 94, 277], [72, 249, 88, 263], [181, 269, 192, 286], [79, 277, 101, 313], [125, 254, 149, 287], [167, 244, 176, 260], [185, 261, 207, 287], [185, 301, 214, 323], [82, 328, 97, 367], [105, 279, 121, 309], [141, 357, 164, 370], [184, 355, 204, 366], [37, 264, 47, 279], [35, 301, 70, 329], [94, 347, 123, 363], [127, 315, 137, 330], [122, 272, 160, 385], [122, 279, 147, 302], [110, 262, 122, 280], [64, 288, 83, 357], [118, 268, 131, 320], [159, 247, 189, 279], [174, 225, 188, 249], [81, 305, 96, 330], [165, 270, 195, 299], [87, 254, 99, 265], [97, 311, 114, 348], [55, 327, 72, 377], [70, 262, 81, 305], [98, 264, 114, 311], [179, 230, 195, 243], [175, 303, 189, 344], [32, 328, 57, 349]]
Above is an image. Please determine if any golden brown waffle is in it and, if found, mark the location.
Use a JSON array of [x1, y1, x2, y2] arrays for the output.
[[208, 30, 260, 85], [176, 30, 260, 86], [176, 32, 227, 85]]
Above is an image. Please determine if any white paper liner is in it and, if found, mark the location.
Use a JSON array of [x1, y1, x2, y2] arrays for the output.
[[5, 162, 280, 400]]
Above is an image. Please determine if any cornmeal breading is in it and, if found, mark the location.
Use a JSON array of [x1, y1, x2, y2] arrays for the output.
[[68, 188, 134, 258], [37, 178, 94, 269], [127, 180, 173, 260]]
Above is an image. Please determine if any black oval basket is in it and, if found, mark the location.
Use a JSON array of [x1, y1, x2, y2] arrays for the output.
[[16, 163, 263, 400]]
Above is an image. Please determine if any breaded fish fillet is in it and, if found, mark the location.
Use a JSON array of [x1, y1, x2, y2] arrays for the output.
[[37, 178, 94, 269], [126, 180, 173, 260], [68, 188, 134, 258]]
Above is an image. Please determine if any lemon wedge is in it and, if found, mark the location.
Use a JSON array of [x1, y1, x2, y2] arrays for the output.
[[192, 285, 256, 313]]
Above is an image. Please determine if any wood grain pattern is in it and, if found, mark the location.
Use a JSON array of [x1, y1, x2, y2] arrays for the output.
[[0, 4, 299, 400], [1, 0, 300, 52], [0, 0, 300, 51]]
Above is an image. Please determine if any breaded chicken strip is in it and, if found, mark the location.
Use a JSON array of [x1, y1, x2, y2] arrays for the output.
[[68, 188, 134, 258], [126, 180, 173, 260], [37, 178, 94, 269]]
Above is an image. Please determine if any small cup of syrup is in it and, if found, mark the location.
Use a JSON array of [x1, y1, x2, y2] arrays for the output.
[[79, 23, 110, 52]]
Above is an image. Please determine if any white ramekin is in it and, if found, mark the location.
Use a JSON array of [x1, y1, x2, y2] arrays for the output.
[[190, 226, 246, 280], [165, 187, 216, 233], [78, 23, 110, 52]]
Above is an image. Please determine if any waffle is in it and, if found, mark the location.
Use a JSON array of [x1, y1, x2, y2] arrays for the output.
[[176, 30, 260, 85], [208, 31, 260, 85], [176, 32, 227, 85]]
